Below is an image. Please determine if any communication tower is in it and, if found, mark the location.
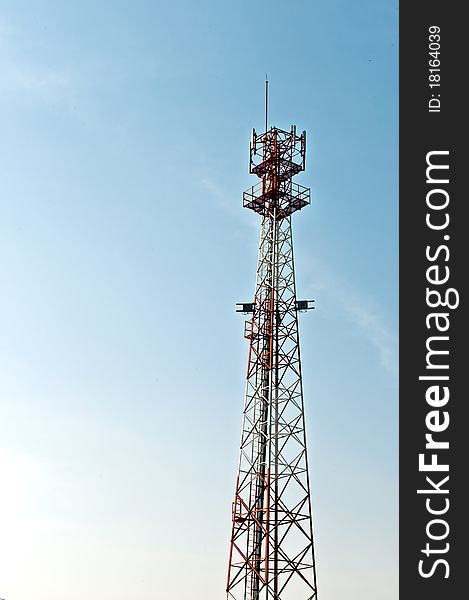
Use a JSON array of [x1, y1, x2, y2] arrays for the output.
[[226, 85, 318, 600]]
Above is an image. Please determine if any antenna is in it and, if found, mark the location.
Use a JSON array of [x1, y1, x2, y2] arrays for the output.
[[265, 75, 269, 132]]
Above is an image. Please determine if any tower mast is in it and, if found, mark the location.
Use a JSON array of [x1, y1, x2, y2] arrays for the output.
[[227, 100, 318, 600]]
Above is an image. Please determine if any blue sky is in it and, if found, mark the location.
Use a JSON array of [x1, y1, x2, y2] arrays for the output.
[[0, 1, 397, 599]]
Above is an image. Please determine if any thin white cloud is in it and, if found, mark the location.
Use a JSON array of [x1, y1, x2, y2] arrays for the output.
[[342, 296, 398, 377], [199, 175, 259, 230], [305, 258, 398, 377], [0, 18, 72, 101], [1, 62, 71, 94]]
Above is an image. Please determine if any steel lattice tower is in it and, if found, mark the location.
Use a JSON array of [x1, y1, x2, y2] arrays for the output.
[[226, 110, 318, 600]]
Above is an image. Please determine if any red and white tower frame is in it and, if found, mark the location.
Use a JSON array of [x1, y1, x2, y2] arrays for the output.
[[226, 123, 318, 600]]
